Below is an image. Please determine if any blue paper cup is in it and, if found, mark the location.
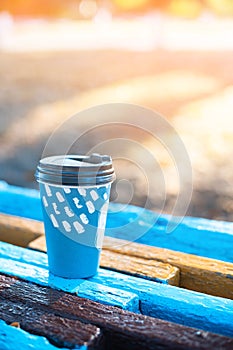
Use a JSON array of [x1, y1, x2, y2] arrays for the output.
[[36, 154, 115, 279]]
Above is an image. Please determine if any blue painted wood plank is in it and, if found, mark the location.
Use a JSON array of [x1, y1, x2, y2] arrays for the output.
[[91, 269, 233, 338], [0, 241, 233, 338], [0, 240, 48, 268], [0, 319, 71, 350], [77, 280, 139, 312], [106, 203, 233, 263], [0, 182, 233, 262], [0, 243, 139, 313], [0, 181, 42, 220]]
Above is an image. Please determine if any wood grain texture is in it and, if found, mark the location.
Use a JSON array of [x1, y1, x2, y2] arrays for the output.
[[1, 241, 233, 338], [29, 235, 46, 251], [1, 182, 233, 263], [0, 242, 140, 312], [28, 226, 233, 299], [1, 274, 233, 350], [103, 236, 233, 299], [100, 249, 180, 286], [1, 214, 179, 286], [0, 319, 71, 350], [0, 213, 43, 247], [0, 300, 102, 349]]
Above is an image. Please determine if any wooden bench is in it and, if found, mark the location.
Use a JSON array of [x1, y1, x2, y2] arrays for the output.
[[0, 182, 233, 349]]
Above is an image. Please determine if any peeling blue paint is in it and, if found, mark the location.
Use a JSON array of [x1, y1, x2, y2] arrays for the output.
[[77, 280, 139, 312], [0, 241, 233, 337], [0, 319, 71, 350]]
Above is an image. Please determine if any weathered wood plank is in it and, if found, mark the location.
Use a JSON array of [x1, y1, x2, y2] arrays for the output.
[[0, 299, 103, 349], [1, 241, 233, 338], [0, 242, 139, 312], [30, 236, 180, 286], [28, 229, 233, 299], [1, 274, 233, 350], [0, 214, 180, 286], [100, 249, 180, 285], [103, 236, 233, 299], [0, 181, 41, 220], [29, 235, 46, 251], [0, 319, 71, 350], [0, 213, 43, 247], [1, 182, 233, 263], [28, 226, 233, 299]]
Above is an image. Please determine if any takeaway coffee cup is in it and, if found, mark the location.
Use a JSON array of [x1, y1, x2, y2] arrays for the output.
[[35, 154, 115, 278]]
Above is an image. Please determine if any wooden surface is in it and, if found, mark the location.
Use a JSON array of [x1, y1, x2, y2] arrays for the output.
[[0, 319, 69, 350], [25, 217, 233, 299], [2, 213, 233, 297], [101, 250, 180, 285], [1, 240, 233, 338], [1, 182, 233, 345], [0, 298, 102, 349], [0, 213, 42, 247], [1, 274, 233, 350], [104, 236, 233, 299], [1, 214, 180, 286], [1, 181, 233, 263]]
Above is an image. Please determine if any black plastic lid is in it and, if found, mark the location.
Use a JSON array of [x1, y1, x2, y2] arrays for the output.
[[35, 154, 115, 186]]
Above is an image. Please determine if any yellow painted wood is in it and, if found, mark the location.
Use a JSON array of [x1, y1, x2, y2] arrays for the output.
[[100, 249, 180, 286], [104, 237, 233, 299], [2, 214, 233, 298], [0, 214, 43, 247], [29, 235, 46, 251], [29, 233, 179, 285]]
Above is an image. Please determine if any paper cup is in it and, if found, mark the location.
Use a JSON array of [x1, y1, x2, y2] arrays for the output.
[[36, 154, 115, 278]]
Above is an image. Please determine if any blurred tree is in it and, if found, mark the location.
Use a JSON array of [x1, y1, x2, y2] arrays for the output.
[[113, 0, 149, 11], [167, 0, 202, 18], [205, 0, 233, 16], [0, 0, 233, 17], [0, 0, 77, 17]]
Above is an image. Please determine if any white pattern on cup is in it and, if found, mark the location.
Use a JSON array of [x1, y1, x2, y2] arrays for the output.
[[86, 200, 95, 214], [73, 197, 83, 208], [45, 184, 52, 197], [56, 192, 65, 203], [64, 206, 74, 217], [78, 188, 86, 196], [63, 187, 71, 194], [52, 203, 60, 215], [50, 214, 59, 228], [80, 213, 89, 224], [42, 196, 48, 207], [90, 190, 99, 201], [62, 220, 71, 232], [73, 221, 85, 234]]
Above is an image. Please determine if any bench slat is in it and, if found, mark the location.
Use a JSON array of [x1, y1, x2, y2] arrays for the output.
[[100, 249, 180, 285], [0, 319, 71, 350], [1, 274, 233, 350], [1, 213, 233, 298], [104, 236, 233, 299], [0, 242, 139, 313], [25, 218, 233, 299], [1, 182, 233, 263], [0, 214, 180, 286], [1, 241, 233, 338], [0, 213, 43, 247], [0, 299, 102, 349]]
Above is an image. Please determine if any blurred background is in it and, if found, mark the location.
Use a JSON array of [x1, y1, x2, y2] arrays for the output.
[[0, 0, 233, 221]]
